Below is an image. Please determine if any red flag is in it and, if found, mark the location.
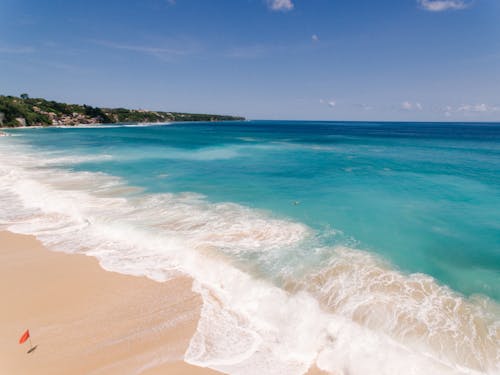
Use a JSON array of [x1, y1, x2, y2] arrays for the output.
[[19, 329, 30, 344]]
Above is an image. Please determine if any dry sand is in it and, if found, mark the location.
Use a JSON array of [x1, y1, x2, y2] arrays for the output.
[[0, 231, 220, 375], [0, 231, 328, 375]]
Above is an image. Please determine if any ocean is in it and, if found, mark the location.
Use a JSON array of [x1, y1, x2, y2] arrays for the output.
[[1, 121, 499, 374]]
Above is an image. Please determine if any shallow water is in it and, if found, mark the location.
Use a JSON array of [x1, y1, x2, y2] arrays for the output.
[[1, 121, 499, 374]]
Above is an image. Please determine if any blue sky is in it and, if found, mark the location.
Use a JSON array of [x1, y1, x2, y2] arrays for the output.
[[1, 0, 499, 121]]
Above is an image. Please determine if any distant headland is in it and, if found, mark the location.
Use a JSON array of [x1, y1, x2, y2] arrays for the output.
[[0, 94, 245, 127]]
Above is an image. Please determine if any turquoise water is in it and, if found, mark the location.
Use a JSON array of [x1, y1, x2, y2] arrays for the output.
[[1, 121, 499, 374], [5, 121, 499, 300]]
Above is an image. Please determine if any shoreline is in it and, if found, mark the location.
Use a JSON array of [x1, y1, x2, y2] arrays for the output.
[[0, 122, 171, 130], [0, 230, 221, 375], [0, 230, 328, 375]]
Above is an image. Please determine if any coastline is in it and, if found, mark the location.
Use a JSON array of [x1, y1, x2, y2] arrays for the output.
[[0, 230, 221, 375], [0, 122, 170, 130], [1, 122, 498, 374]]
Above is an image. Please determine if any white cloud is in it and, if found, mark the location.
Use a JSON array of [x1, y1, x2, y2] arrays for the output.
[[417, 0, 469, 12], [93, 39, 198, 61], [401, 101, 423, 111], [267, 0, 294, 12], [353, 103, 374, 111], [401, 101, 413, 110], [444, 105, 453, 117], [319, 99, 336, 108], [457, 104, 499, 113], [312, 34, 319, 42], [319, 99, 337, 108], [442, 103, 500, 116], [108, 43, 185, 56]]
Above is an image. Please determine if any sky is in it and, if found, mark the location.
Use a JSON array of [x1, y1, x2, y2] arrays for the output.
[[1, 0, 499, 121]]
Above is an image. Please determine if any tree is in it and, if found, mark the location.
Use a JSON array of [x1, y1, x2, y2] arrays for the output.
[[20, 93, 29, 100]]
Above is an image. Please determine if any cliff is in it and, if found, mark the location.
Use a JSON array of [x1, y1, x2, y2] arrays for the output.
[[0, 95, 244, 127]]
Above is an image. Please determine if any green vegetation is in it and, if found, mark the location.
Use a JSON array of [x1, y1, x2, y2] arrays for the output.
[[0, 95, 244, 127]]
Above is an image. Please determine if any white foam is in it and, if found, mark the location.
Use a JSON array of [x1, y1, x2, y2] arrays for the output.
[[295, 247, 500, 374], [0, 141, 498, 375]]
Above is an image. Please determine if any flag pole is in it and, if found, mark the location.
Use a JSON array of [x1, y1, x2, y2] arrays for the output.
[[28, 336, 33, 351]]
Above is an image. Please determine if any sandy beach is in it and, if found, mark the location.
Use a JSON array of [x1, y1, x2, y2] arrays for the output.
[[0, 231, 328, 375], [0, 231, 221, 375]]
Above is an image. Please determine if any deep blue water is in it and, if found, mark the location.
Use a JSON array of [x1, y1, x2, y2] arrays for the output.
[[4, 121, 500, 300]]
